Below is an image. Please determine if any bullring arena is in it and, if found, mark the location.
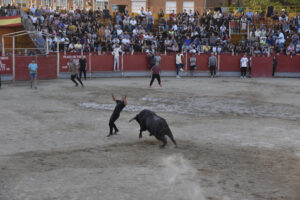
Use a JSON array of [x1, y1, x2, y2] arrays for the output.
[[0, 76, 299, 200]]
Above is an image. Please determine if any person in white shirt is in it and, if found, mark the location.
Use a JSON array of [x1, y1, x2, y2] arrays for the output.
[[130, 18, 137, 29], [30, 6, 36, 14], [240, 54, 249, 78], [122, 37, 130, 45], [277, 31, 285, 45], [112, 45, 123, 72], [139, 7, 146, 18], [117, 27, 123, 35], [176, 53, 185, 78]]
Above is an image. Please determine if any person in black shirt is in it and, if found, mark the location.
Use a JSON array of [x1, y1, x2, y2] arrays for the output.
[[272, 55, 278, 77], [107, 93, 127, 137], [79, 56, 87, 80]]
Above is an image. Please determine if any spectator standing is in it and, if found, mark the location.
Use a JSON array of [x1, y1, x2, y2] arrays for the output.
[[147, 51, 155, 69], [149, 62, 162, 88], [112, 45, 122, 72], [176, 53, 185, 78], [154, 52, 161, 66], [69, 58, 84, 87], [79, 55, 87, 80], [28, 59, 38, 89], [190, 53, 197, 71], [248, 55, 252, 78], [208, 53, 217, 78], [240, 54, 249, 78]]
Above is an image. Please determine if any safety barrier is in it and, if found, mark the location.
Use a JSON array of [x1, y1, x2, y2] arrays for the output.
[[1, 53, 299, 81]]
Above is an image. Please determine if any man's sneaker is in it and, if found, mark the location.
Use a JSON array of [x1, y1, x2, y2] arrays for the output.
[[180, 68, 184, 72], [106, 133, 113, 137], [176, 75, 180, 78], [75, 84, 79, 87], [159, 84, 162, 87], [241, 76, 243, 79], [148, 85, 151, 88]]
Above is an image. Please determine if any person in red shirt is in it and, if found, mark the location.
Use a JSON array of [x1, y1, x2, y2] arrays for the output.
[[149, 62, 162, 88]]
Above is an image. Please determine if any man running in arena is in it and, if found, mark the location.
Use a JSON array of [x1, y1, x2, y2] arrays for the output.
[[28, 59, 38, 89], [69, 58, 84, 87], [107, 93, 127, 137], [149, 61, 162, 88]]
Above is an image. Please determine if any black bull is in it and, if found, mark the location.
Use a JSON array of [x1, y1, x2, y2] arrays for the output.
[[129, 109, 177, 147]]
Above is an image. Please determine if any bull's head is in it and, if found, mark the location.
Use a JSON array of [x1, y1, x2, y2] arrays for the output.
[[129, 116, 137, 122]]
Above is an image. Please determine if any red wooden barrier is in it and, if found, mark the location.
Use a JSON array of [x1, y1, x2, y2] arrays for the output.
[[220, 54, 242, 71], [92, 54, 114, 71], [0, 56, 12, 75], [15, 55, 57, 80], [161, 54, 176, 71], [60, 53, 90, 73], [123, 54, 148, 71], [252, 56, 273, 77], [277, 55, 300, 72], [8, 53, 300, 80]]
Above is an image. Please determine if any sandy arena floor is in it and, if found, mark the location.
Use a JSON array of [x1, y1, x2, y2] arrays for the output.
[[0, 77, 299, 200]]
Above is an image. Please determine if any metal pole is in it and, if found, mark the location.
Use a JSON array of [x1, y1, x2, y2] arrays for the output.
[[12, 36, 15, 82], [57, 41, 59, 78], [2, 36, 5, 56], [121, 53, 124, 77], [46, 37, 49, 55], [89, 52, 91, 79], [217, 54, 220, 76], [185, 52, 187, 71]]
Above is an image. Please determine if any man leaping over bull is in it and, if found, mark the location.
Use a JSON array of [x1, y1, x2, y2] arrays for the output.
[[107, 93, 127, 137]]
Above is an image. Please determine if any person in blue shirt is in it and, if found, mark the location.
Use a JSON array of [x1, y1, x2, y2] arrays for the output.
[[246, 9, 253, 22], [28, 59, 38, 89]]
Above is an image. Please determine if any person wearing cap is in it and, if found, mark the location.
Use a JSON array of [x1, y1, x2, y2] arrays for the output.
[[69, 58, 84, 87], [28, 59, 38, 89]]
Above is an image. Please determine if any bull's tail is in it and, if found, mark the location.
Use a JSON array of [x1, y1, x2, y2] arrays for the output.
[[167, 130, 177, 147], [129, 116, 136, 122]]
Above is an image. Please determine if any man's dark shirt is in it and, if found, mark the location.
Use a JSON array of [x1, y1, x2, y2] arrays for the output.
[[113, 100, 125, 115], [79, 58, 87, 69]]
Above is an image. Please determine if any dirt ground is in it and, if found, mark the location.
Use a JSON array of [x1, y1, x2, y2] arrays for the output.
[[0, 77, 299, 200]]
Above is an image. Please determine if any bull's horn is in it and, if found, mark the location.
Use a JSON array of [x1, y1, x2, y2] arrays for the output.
[[129, 117, 136, 122]]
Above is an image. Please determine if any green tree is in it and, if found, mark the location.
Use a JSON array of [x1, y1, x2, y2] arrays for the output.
[[242, 0, 282, 7]]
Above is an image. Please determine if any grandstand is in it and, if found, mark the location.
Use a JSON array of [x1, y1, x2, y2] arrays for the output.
[[0, 3, 299, 81]]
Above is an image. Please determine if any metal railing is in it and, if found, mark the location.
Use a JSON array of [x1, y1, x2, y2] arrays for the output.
[[20, 10, 46, 54]]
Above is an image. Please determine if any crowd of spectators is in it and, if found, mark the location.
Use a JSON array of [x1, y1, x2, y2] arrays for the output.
[[0, 4, 20, 16], [25, 5, 300, 55]]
